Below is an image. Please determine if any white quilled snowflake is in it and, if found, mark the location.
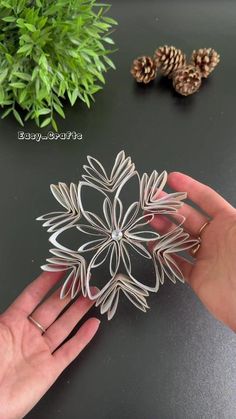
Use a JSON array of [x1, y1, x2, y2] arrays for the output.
[[37, 151, 199, 320]]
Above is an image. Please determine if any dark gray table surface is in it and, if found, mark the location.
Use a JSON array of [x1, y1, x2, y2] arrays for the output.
[[0, 1, 236, 418]]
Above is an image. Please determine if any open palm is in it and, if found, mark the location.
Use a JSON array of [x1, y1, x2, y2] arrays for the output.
[[152, 172, 236, 332], [0, 272, 100, 419]]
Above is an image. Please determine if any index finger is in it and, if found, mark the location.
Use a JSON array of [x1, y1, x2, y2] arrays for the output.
[[168, 172, 233, 217], [8, 271, 64, 316]]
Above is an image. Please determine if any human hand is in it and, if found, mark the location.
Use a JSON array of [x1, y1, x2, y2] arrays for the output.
[[0, 272, 100, 419], [151, 172, 236, 332]]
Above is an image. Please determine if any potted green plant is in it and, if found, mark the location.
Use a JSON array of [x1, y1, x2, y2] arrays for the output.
[[0, 0, 117, 130]]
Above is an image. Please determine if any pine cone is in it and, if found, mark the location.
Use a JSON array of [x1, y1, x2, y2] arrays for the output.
[[154, 45, 186, 77], [191, 48, 220, 78], [131, 56, 157, 84], [173, 65, 202, 96]]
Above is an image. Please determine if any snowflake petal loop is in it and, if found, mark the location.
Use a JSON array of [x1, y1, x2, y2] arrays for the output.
[[82, 150, 135, 193], [37, 182, 80, 232], [95, 274, 149, 320], [41, 248, 86, 298], [140, 171, 187, 214], [153, 227, 200, 285]]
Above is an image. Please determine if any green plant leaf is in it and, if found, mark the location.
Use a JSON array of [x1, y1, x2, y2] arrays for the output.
[[40, 117, 51, 128], [9, 81, 25, 89], [1, 1, 12, 9], [17, 44, 32, 54], [39, 55, 48, 69], [1, 107, 12, 119], [13, 109, 24, 126], [31, 67, 39, 81], [68, 89, 78, 106], [18, 89, 27, 103], [9, 82, 26, 88], [0, 68, 8, 84], [103, 37, 115, 45], [51, 118, 58, 131], [5, 53, 14, 64], [83, 92, 90, 108], [12, 72, 31, 81], [36, 108, 51, 116], [103, 55, 116, 69], [103, 17, 118, 25], [0, 0, 117, 128], [25, 23, 36, 32], [53, 103, 65, 118], [89, 67, 105, 83], [2, 16, 16, 22]]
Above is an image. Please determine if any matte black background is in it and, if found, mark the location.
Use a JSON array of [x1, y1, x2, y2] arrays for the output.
[[0, 1, 236, 418]]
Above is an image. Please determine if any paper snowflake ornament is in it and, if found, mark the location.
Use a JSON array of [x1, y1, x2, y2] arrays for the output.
[[37, 151, 199, 320]]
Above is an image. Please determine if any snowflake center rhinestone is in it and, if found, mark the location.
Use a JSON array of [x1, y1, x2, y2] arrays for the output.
[[111, 229, 123, 241]]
